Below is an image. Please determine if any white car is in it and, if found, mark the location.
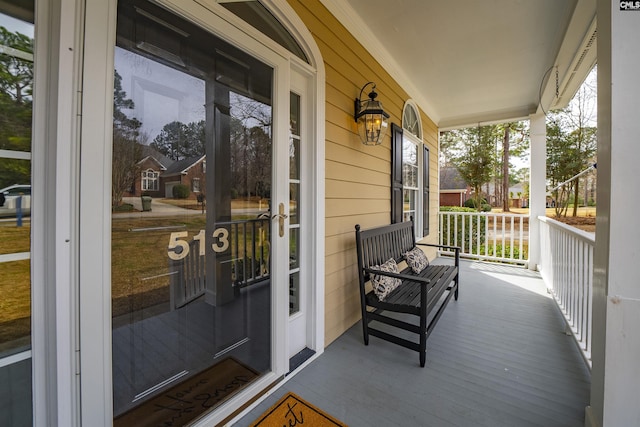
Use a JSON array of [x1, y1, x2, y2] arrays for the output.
[[0, 184, 31, 209]]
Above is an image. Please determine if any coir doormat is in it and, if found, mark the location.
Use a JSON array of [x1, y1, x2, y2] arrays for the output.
[[114, 357, 259, 427], [250, 392, 347, 427]]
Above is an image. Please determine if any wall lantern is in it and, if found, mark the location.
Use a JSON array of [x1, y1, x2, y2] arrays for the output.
[[354, 82, 390, 146]]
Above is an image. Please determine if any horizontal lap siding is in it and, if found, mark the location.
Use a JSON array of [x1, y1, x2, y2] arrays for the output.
[[288, 0, 439, 345]]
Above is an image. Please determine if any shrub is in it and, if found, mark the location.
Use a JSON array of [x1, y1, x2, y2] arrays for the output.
[[479, 243, 528, 260], [440, 206, 476, 213], [463, 198, 488, 209], [481, 203, 492, 212], [172, 184, 190, 199], [112, 203, 134, 212]]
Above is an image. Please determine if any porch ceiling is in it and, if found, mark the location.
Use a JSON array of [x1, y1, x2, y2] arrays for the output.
[[320, 0, 597, 129]]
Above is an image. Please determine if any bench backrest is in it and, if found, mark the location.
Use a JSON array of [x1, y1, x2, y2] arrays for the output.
[[355, 221, 416, 280]]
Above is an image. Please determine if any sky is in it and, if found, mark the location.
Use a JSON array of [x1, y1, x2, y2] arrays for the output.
[[0, 13, 33, 38]]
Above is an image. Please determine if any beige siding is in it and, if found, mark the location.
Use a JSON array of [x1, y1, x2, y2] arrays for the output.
[[288, 0, 439, 345]]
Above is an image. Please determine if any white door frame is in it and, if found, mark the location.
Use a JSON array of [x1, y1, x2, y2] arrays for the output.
[[78, 0, 324, 425]]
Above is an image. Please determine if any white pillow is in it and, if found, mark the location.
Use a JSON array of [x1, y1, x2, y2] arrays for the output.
[[404, 246, 429, 274], [370, 258, 402, 301]]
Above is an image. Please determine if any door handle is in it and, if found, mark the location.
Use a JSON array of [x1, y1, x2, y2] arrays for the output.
[[271, 203, 288, 237]]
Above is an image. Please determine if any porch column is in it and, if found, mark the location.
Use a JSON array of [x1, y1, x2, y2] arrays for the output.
[[528, 113, 545, 271], [588, 2, 640, 426]]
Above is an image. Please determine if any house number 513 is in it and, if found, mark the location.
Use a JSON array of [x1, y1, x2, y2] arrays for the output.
[[167, 228, 229, 260]]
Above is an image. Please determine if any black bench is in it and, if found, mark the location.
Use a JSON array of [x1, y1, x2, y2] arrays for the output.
[[355, 221, 460, 367]]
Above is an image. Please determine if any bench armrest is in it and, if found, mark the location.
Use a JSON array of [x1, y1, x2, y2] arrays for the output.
[[363, 267, 431, 284], [416, 242, 460, 268], [416, 242, 460, 251]]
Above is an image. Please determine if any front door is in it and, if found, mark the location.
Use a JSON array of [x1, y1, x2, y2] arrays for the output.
[[109, 1, 285, 423]]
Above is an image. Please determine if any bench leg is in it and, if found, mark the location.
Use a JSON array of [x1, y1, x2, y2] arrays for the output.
[[362, 315, 370, 345], [419, 314, 427, 367], [454, 276, 459, 301], [363, 324, 369, 345]]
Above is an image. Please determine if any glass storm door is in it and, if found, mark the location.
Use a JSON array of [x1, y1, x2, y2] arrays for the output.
[[0, 8, 34, 427], [110, 1, 279, 424]]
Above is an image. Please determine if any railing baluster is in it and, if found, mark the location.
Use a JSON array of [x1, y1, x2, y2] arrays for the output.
[[485, 214, 489, 257], [453, 214, 458, 249], [468, 213, 473, 255], [476, 214, 481, 256], [518, 216, 524, 261], [509, 215, 514, 259]]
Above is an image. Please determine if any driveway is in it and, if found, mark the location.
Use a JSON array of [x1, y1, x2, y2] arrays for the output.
[[115, 197, 205, 218]]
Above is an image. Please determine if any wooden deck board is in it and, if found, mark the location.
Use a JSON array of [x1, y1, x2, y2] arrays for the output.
[[233, 260, 590, 427]]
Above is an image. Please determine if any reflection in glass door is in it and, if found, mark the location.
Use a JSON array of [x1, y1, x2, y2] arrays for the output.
[[111, 2, 273, 424], [0, 9, 34, 427]]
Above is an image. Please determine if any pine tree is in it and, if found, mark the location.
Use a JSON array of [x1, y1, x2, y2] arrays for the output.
[[112, 70, 142, 207]]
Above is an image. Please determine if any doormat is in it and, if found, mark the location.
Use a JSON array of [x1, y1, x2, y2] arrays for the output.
[[114, 357, 259, 427], [250, 392, 347, 427]]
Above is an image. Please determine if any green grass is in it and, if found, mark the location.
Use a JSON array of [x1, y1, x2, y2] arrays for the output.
[[0, 222, 30, 255], [0, 259, 30, 347], [0, 223, 31, 348]]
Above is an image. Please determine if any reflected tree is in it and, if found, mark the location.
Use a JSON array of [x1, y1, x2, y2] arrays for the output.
[[0, 26, 33, 188], [229, 94, 272, 200], [150, 120, 205, 161], [112, 70, 142, 207]]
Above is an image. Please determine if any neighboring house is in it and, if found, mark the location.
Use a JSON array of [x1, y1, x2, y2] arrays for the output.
[[160, 155, 206, 199], [508, 182, 527, 208], [125, 145, 173, 197], [483, 181, 528, 208], [439, 166, 470, 207]]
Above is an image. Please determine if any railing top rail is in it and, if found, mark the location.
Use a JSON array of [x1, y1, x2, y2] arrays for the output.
[[538, 215, 595, 244], [439, 211, 525, 219]]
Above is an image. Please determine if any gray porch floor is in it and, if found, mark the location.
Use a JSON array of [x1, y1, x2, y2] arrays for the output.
[[232, 260, 591, 427]]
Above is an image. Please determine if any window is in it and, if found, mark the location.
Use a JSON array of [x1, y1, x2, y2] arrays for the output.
[[392, 101, 429, 237], [192, 177, 200, 192], [141, 169, 158, 191], [402, 137, 419, 223], [403, 101, 421, 139]]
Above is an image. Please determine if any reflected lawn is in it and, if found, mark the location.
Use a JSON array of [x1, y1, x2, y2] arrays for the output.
[[0, 222, 30, 255], [0, 259, 30, 352], [0, 213, 270, 345], [111, 215, 207, 318]]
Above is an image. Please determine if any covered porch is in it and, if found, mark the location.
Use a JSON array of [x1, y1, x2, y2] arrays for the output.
[[232, 259, 591, 427]]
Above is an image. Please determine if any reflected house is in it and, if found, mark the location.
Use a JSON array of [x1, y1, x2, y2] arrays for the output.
[[125, 146, 206, 200], [125, 145, 172, 197], [160, 155, 206, 199]]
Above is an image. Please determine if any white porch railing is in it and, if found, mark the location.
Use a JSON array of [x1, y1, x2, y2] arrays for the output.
[[438, 211, 527, 265], [538, 216, 594, 368]]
